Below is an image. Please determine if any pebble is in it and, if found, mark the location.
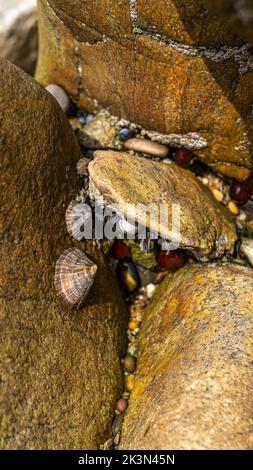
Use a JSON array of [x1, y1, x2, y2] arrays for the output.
[[127, 344, 136, 356], [113, 412, 125, 434], [111, 240, 131, 260], [45, 84, 70, 113], [228, 200, 240, 215], [116, 260, 140, 294], [125, 374, 135, 392], [128, 320, 139, 331], [85, 113, 95, 124], [174, 149, 194, 168], [123, 355, 136, 373], [157, 249, 186, 272], [230, 180, 250, 204], [116, 398, 128, 413], [124, 138, 169, 158], [146, 283, 156, 298], [212, 188, 224, 202], [118, 127, 136, 141]]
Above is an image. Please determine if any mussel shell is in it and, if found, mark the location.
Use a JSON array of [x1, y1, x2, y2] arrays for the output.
[[54, 247, 97, 309]]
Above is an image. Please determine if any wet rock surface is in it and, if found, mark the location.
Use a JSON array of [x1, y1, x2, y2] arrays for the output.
[[0, 0, 38, 74], [88, 151, 237, 259], [120, 263, 253, 450], [36, 0, 253, 179], [0, 60, 128, 449]]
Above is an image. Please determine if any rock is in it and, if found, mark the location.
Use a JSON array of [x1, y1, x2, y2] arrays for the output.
[[88, 151, 237, 260], [205, 0, 253, 46], [45, 84, 70, 112], [77, 110, 118, 149], [124, 138, 169, 158], [0, 0, 38, 74], [0, 60, 127, 449], [240, 238, 253, 266], [36, 0, 253, 179], [120, 263, 253, 450]]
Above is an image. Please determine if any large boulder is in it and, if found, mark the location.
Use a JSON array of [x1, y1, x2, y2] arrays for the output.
[[120, 263, 253, 450], [0, 0, 38, 74], [88, 151, 237, 260], [0, 60, 128, 449], [36, 0, 253, 180]]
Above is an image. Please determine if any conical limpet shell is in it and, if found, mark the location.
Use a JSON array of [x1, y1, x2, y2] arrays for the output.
[[54, 247, 98, 309], [65, 200, 92, 241]]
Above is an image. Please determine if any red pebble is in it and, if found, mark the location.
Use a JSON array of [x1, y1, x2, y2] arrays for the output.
[[111, 240, 130, 260], [116, 398, 128, 413], [174, 149, 193, 168], [157, 249, 186, 272], [229, 180, 250, 204]]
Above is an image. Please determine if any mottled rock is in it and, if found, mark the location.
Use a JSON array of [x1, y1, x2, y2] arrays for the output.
[[88, 151, 237, 259], [0, 60, 127, 449], [240, 238, 253, 266], [77, 110, 118, 149], [36, 0, 253, 179], [0, 0, 38, 74], [120, 263, 253, 450]]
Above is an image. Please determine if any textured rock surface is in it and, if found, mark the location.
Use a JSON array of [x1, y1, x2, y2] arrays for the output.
[[88, 151, 237, 259], [120, 263, 253, 450], [0, 0, 38, 74], [36, 0, 253, 179], [240, 238, 253, 266], [0, 60, 127, 449], [205, 0, 253, 46]]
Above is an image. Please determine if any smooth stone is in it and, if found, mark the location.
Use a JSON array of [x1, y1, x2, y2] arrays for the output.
[[124, 138, 169, 158], [120, 263, 253, 450], [36, 0, 253, 179], [45, 84, 70, 113], [0, 0, 38, 74], [88, 151, 237, 260], [0, 60, 127, 449], [240, 239, 253, 266]]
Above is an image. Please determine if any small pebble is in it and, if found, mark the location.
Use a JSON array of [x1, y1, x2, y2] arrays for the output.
[[118, 127, 136, 141], [124, 138, 169, 158], [123, 355, 136, 373], [230, 180, 250, 204], [212, 188, 224, 202], [111, 240, 131, 260], [146, 283, 156, 298], [128, 320, 139, 331], [46, 84, 70, 113], [125, 374, 135, 392], [127, 344, 136, 356], [113, 413, 125, 434], [85, 113, 94, 124], [174, 149, 194, 168], [202, 177, 209, 186], [116, 398, 128, 413], [228, 200, 240, 215], [157, 249, 186, 272], [116, 260, 140, 294]]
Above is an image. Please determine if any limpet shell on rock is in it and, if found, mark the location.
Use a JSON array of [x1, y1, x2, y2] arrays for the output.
[[54, 248, 97, 309]]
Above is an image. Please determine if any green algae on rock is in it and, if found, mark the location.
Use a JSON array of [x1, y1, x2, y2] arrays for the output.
[[120, 263, 253, 450], [88, 151, 237, 260], [0, 60, 128, 450]]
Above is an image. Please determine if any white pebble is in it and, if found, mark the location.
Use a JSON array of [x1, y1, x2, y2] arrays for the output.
[[45, 84, 70, 113]]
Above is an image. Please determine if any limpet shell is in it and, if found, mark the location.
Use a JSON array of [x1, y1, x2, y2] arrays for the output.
[[65, 200, 92, 241], [54, 247, 97, 309]]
